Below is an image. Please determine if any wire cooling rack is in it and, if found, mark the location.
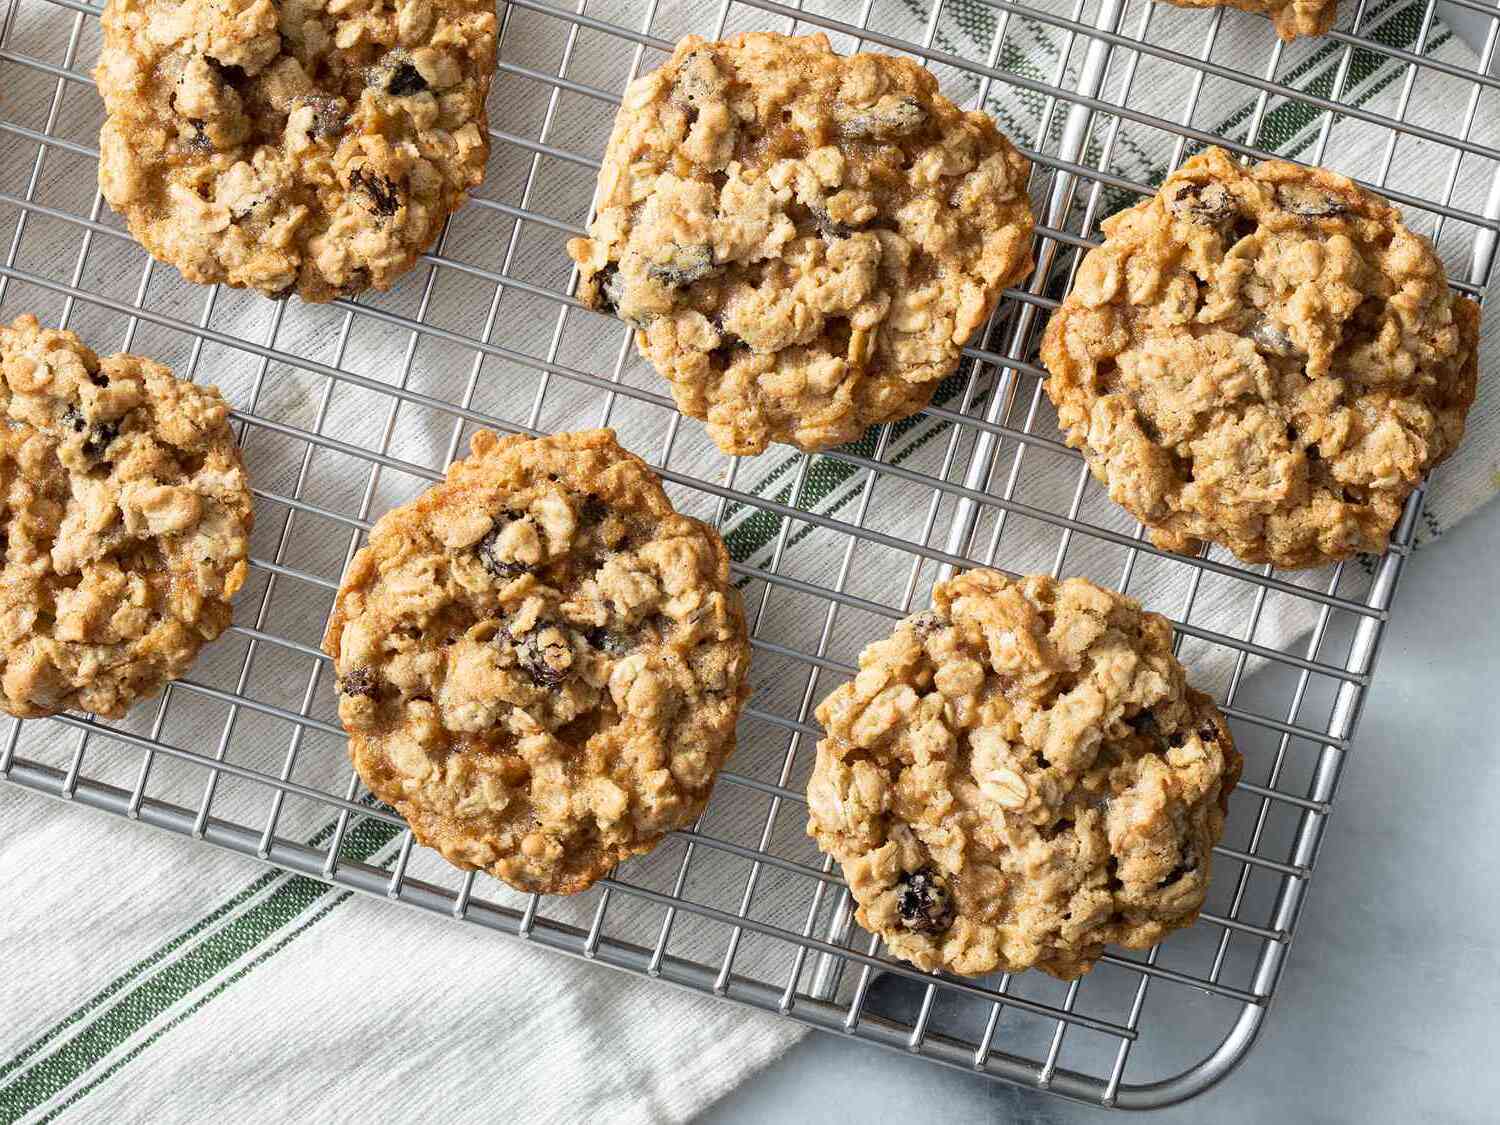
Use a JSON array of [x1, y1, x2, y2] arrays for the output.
[[1, 0, 1496, 1110]]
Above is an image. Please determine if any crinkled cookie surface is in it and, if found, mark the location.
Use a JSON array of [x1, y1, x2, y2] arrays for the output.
[[95, 0, 496, 301], [1040, 148, 1477, 569], [1162, 0, 1337, 40], [0, 315, 253, 718], [568, 32, 1035, 454], [323, 429, 750, 894], [807, 570, 1240, 980]]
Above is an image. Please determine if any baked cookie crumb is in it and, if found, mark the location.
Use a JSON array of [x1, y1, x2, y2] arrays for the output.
[[807, 570, 1240, 979], [1163, 0, 1338, 40]]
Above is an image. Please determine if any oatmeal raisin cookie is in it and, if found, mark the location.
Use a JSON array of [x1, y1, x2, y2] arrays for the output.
[[0, 315, 253, 718], [95, 0, 496, 300], [568, 32, 1035, 454], [807, 570, 1240, 979], [323, 429, 751, 894], [1040, 148, 1477, 568]]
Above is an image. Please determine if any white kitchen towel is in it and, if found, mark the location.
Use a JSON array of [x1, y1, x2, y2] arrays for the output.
[[1, 0, 1498, 1121]]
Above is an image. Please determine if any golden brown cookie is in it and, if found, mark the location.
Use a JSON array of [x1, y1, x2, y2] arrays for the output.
[[1040, 148, 1477, 569], [0, 315, 253, 718], [568, 32, 1035, 454], [323, 429, 751, 894], [95, 0, 496, 301], [807, 570, 1240, 979]]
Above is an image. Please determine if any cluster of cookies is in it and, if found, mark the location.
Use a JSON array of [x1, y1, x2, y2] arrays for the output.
[[566, 34, 1477, 572], [88, 10, 1476, 569], [0, 313, 1232, 983], [311, 417, 1242, 984], [4, 18, 1472, 982], [315, 427, 1239, 982]]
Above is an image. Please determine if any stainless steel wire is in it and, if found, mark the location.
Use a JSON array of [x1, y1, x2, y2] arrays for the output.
[[1, 0, 1496, 1108]]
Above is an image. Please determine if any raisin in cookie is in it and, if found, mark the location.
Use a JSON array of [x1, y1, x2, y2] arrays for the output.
[[95, 0, 496, 301], [807, 570, 1240, 979], [323, 429, 750, 894], [567, 32, 1035, 455], [0, 315, 253, 718], [1040, 148, 1477, 569], [1163, 0, 1337, 40]]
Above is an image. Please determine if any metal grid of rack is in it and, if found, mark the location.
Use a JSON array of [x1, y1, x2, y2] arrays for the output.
[[1, 0, 1496, 1108]]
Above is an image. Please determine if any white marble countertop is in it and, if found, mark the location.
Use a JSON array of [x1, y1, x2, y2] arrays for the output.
[[705, 500, 1500, 1124]]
